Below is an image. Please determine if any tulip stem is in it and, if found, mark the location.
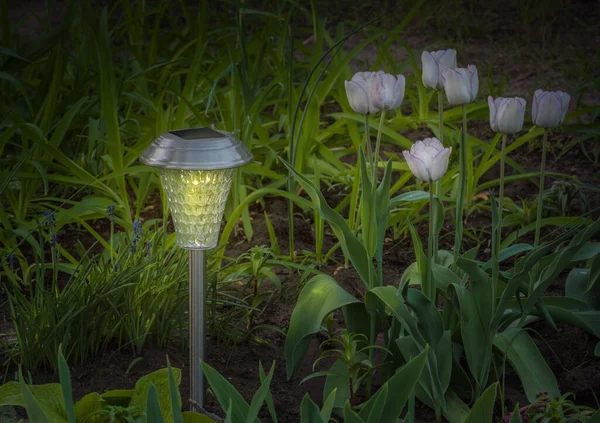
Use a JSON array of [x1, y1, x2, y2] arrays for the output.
[[365, 114, 373, 174], [434, 90, 444, 264], [373, 110, 386, 184], [453, 105, 468, 264], [492, 133, 508, 316], [534, 129, 548, 248], [428, 184, 435, 300]]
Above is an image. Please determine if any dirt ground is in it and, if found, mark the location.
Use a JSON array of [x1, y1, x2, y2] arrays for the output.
[[2, 0, 600, 422]]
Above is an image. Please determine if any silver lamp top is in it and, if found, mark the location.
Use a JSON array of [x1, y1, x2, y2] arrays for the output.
[[140, 128, 253, 170]]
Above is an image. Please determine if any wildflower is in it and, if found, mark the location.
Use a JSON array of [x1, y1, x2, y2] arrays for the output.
[[43, 211, 56, 228], [107, 205, 116, 223]]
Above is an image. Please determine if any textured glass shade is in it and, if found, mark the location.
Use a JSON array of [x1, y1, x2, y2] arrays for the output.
[[160, 168, 235, 249]]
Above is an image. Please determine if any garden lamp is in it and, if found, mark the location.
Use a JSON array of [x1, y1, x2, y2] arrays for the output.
[[140, 128, 252, 409]]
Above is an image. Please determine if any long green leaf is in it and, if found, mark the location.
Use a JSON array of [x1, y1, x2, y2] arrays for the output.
[[462, 383, 498, 423], [494, 328, 559, 402], [285, 274, 359, 378]]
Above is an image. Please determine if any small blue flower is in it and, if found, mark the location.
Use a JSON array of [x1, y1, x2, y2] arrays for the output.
[[133, 220, 143, 237], [107, 205, 116, 223], [113, 262, 120, 272], [50, 233, 58, 248], [43, 211, 56, 228]]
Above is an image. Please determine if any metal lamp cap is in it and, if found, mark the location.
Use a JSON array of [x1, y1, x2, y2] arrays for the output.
[[140, 128, 253, 170]]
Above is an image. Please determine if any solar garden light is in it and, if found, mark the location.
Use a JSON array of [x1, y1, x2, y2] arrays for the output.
[[140, 128, 252, 409]]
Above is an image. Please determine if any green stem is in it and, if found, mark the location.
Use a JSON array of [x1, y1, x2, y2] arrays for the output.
[[373, 110, 386, 184], [110, 220, 114, 266], [365, 114, 373, 172], [427, 185, 435, 300], [434, 90, 444, 262], [288, 178, 295, 262], [534, 129, 548, 248], [493, 133, 507, 316], [453, 105, 468, 263]]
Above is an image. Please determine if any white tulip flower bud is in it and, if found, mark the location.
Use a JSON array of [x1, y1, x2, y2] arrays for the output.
[[403, 137, 452, 182], [344, 71, 379, 115], [421, 49, 457, 90], [532, 89, 570, 128], [370, 71, 406, 111], [441, 65, 479, 105], [488, 96, 527, 134]]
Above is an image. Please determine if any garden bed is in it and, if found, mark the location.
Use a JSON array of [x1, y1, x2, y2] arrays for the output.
[[1, 0, 599, 422]]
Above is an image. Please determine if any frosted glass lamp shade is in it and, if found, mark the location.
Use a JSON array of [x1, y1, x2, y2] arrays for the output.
[[160, 168, 235, 249], [140, 128, 253, 250]]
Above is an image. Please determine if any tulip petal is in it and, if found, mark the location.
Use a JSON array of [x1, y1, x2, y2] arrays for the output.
[[421, 51, 439, 89], [467, 65, 479, 101], [488, 96, 498, 132], [437, 49, 457, 71], [442, 68, 470, 105]]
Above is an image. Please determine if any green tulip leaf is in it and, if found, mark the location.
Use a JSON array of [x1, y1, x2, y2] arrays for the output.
[[358, 346, 428, 421], [201, 361, 257, 423], [245, 362, 275, 423], [57, 350, 75, 423], [405, 288, 444, 348], [285, 274, 359, 378], [390, 190, 430, 204], [365, 384, 387, 423], [146, 384, 164, 423], [566, 268, 600, 309], [320, 389, 337, 423], [463, 383, 498, 423], [447, 277, 492, 393], [167, 359, 184, 423], [358, 150, 377, 258], [344, 401, 366, 423], [494, 328, 559, 402], [300, 394, 323, 423], [375, 160, 394, 267], [19, 376, 53, 423], [508, 404, 523, 423]]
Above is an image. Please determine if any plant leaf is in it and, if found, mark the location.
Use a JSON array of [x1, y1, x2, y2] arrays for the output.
[[285, 274, 359, 378], [463, 382, 498, 423], [494, 328, 559, 402]]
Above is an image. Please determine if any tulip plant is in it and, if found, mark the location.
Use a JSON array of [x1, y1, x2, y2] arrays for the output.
[[283, 44, 600, 423]]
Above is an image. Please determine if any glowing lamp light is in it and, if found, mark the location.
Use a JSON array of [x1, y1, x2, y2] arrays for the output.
[[141, 128, 252, 249], [140, 128, 252, 410]]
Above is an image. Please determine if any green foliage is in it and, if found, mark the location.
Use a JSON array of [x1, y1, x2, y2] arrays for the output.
[[1, 225, 190, 369], [0, 350, 214, 423], [302, 331, 390, 398], [523, 392, 597, 423]]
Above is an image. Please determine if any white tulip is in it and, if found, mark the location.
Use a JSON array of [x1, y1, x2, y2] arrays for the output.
[[403, 138, 452, 182], [421, 49, 457, 90], [488, 96, 527, 134], [532, 89, 570, 128], [344, 71, 379, 115], [441, 65, 479, 105], [370, 71, 406, 111]]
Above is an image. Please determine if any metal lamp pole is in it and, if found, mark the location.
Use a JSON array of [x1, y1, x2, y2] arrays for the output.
[[141, 128, 252, 409]]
